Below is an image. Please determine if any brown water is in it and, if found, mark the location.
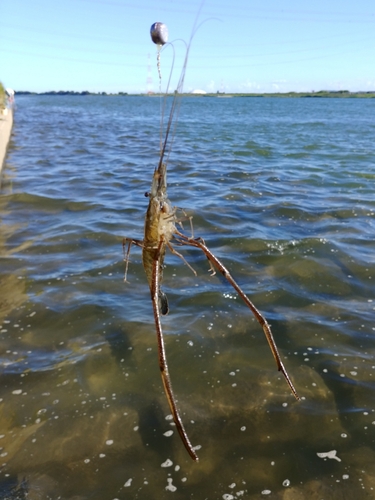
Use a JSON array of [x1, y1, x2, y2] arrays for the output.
[[0, 95, 375, 499]]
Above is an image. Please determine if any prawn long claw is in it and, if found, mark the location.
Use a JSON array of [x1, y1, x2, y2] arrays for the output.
[[151, 240, 199, 461], [174, 231, 300, 401]]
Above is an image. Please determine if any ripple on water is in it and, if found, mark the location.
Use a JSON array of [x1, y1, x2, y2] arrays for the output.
[[1, 95, 375, 498]]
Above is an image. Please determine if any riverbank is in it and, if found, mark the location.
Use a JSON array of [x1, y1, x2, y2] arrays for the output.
[[0, 107, 13, 173]]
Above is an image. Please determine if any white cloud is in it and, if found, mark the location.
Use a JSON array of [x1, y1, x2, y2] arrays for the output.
[[206, 80, 216, 92]]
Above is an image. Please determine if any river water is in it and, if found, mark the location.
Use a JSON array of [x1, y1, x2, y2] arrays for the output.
[[1, 94, 375, 499]]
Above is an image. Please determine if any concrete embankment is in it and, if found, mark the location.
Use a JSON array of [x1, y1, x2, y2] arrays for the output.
[[0, 107, 14, 173]]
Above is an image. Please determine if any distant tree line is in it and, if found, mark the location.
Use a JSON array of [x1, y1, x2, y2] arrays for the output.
[[15, 91, 128, 96], [13, 90, 375, 98]]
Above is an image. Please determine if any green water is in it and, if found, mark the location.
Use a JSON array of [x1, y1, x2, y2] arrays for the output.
[[0, 95, 375, 499]]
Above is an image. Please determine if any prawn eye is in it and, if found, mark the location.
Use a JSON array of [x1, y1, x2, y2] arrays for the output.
[[144, 191, 150, 197]]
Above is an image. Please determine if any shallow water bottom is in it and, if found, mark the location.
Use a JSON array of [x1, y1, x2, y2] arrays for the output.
[[1, 288, 375, 499]]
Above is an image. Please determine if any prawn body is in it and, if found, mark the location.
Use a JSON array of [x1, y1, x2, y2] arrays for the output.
[[143, 161, 175, 315]]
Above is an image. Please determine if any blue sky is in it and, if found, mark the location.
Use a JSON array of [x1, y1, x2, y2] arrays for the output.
[[1, 0, 375, 93]]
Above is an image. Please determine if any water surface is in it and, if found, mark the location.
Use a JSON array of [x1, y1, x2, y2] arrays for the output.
[[1, 95, 375, 499]]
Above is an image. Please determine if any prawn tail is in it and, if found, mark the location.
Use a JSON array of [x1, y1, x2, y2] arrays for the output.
[[159, 289, 169, 315]]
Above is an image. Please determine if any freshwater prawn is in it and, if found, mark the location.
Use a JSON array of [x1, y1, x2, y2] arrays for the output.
[[123, 18, 299, 462]]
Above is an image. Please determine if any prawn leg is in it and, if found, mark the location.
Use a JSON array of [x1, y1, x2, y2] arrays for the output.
[[123, 237, 144, 282], [166, 241, 197, 276], [151, 241, 198, 461], [174, 231, 300, 401]]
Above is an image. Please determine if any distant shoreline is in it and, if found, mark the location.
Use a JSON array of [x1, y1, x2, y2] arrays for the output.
[[14, 90, 375, 99]]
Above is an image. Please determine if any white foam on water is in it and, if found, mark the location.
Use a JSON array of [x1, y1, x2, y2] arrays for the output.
[[165, 478, 177, 492], [317, 450, 341, 462]]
